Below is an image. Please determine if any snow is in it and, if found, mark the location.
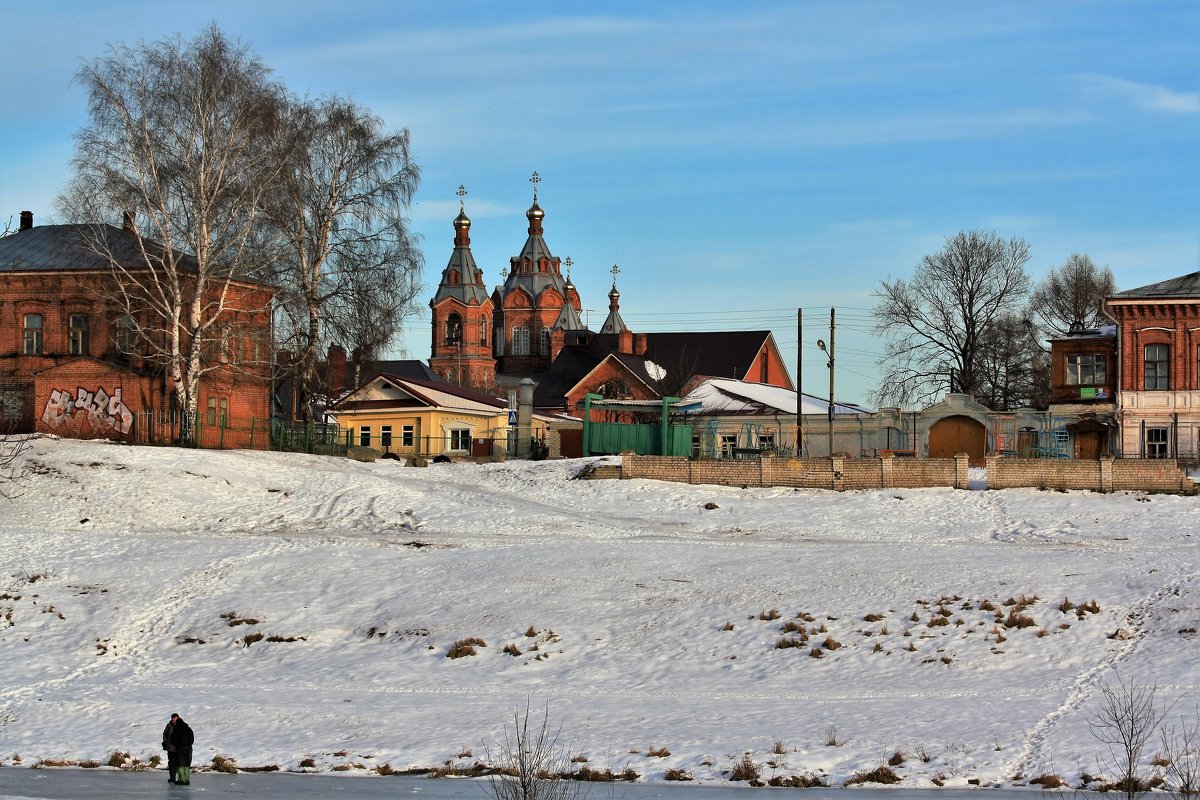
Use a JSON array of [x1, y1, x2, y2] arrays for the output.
[[0, 436, 1197, 789], [678, 379, 871, 416]]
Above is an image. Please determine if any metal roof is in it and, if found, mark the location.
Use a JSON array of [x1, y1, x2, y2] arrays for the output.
[[1110, 271, 1200, 300], [0, 223, 194, 274]]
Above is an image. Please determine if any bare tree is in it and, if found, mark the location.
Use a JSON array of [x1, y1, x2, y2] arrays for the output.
[[0, 432, 28, 499], [60, 24, 286, 442], [872, 230, 1031, 407], [1159, 706, 1200, 800], [975, 313, 1048, 410], [1088, 673, 1174, 800], [1031, 253, 1117, 337], [266, 95, 422, 418], [484, 704, 581, 800]]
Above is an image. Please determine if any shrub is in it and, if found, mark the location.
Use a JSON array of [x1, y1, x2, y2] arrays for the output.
[[845, 765, 901, 785], [888, 750, 906, 766], [447, 637, 487, 658], [664, 768, 693, 781], [298, 757, 317, 769], [376, 763, 398, 776], [211, 755, 239, 773], [106, 750, 130, 768], [730, 754, 760, 781]]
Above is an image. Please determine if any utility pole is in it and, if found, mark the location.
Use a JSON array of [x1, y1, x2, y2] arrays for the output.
[[796, 307, 802, 457], [817, 308, 835, 457]]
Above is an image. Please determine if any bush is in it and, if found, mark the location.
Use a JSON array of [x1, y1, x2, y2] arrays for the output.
[[845, 765, 901, 785], [448, 637, 487, 658], [106, 750, 130, 768], [730, 754, 760, 781], [664, 768, 693, 781]]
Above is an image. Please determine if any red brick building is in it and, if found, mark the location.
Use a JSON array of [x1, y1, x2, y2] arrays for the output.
[[0, 212, 273, 448], [427, 182, 793, 421], [1106, 271, 1200, 458], [1044, 323, 1118, 458]]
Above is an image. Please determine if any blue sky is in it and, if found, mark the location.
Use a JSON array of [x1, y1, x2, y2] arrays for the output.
[[2, 2, 1197, 403]]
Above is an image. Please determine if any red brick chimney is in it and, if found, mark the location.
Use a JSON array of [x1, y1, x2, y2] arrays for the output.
[[618, 328, 633, 355], [633, 333, 647, 356], [19, 211, 32, 231], [327, 344, 348, 393]]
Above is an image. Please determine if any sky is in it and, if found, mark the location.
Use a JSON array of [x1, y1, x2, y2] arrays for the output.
[[1, 437, 1197, 789], [1, 2, 1197, 403]]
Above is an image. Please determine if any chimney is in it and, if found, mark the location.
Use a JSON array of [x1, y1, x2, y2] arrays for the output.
[[327, 344, 348, 392], [633, 333, 647, 356], [19, 211, 33, 231], [618, 328, 633, 355]]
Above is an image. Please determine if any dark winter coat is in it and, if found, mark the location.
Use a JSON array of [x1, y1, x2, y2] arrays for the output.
[[171, 720, 194, 749], [162, 722, 175, 752]]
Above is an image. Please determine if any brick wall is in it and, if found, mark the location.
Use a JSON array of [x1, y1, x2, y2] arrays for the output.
[[621, 453, 969, 490], [986, 456, 1194, 493]]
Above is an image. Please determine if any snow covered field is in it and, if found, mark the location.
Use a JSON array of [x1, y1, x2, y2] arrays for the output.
[[0, 437, 1196, 788]]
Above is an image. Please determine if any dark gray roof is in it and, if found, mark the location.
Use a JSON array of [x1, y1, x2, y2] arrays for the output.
[[498, 204, 570, 303], [432, 213, 490, 305], [1111, 271, 1200, 299], [0, 223, 192, 273]]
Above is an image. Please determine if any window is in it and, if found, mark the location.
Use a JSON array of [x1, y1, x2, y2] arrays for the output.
[[757, 433, 776, 450], [494, 325, 503, 355], [359, 426, 372, 447], [540, 327, 550, 356], [720, 434, 738, 457], [445, 313, 463, 346], [401, 425, 414, 447], [69, 313, 89, 355], [1066, 353, 1106, 385], [206, 397, 218, 425], [115, 315, 135, 354], [381, 425, 393, 448], [511, 325, 530, 355], [1146, 427, 1169, 458], [23, 313, 43, 355], [219, 397, 229, 428], [480, 317, 488, 347], [760, 357, 768, 384], [1144, 344, 1169, 390], [449, 428, 471, 451]]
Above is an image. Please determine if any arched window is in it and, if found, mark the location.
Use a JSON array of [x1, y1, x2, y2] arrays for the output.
[[511, 326, 530, 355], [69, 313, 90, 355], [114, 315, 136, 354], [480, 316, 488, 347], [23, 313, 43, 355], [445, 313, 463, 346], [540, 327, 550, 356], [1145, 344, 1169, 390]]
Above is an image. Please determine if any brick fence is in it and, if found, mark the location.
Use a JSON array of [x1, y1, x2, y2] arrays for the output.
[[621, 452, 969, 490], [987, 455, 1196, 494], [614, 453, 1196, 494]]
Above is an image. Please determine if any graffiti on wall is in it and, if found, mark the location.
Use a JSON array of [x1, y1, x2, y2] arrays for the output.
[[41, 387, 134, 436]]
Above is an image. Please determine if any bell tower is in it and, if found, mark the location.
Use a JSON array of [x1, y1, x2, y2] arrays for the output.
[[429, 186, 496, 389]]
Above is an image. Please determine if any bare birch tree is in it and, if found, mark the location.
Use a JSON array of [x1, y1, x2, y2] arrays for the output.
[[1030, 253, 1117, 337], [60, 24, 286, 442], [872, 230, 1031, 407], [267, 96, 421, 418], [1088, 673, 1173, 800], [484, 704, 581, 800]]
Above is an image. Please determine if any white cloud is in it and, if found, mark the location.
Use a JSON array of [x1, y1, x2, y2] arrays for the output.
[[1075, 74, 1200, 113]]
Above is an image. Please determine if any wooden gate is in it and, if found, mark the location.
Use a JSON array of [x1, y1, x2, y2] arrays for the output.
[[558, 428, 583, 458], [929, 415, 986, 465]]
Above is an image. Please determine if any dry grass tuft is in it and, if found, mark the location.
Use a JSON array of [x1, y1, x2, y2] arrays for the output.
[[298, 757, 317, 769], [821, 636, 841, 650], [730, 754, 760, 781], [775, 637, 805, 650], [106, 750, 130, 768], [32, 758, 78, 769], [1003, 610, 1036, 629], [769, 773, 824, 788], [773, 738, 787, 755], [447, 637, 486, 658], [647, 746, 671, 758], [721, 621, 735, 631], [241, 632, 264, 646], [79, 760, 101, 768], [524, 625, 538, 637], [928, 616, 949, 628], [502, 643, 521, 656], [1031, 773, 1067, 788], [664, 768, 694, 781], [888, 750, 906, 766], [759, 608, 781, 621], [845, 765, 902, 785], [211, 754, 239, 773], [864, 612, 885, 622]]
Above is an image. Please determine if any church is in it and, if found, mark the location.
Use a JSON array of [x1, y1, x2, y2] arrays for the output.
[[428, 176, 793, 416]]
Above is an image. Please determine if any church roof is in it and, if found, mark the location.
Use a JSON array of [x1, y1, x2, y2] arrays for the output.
[[1109, 271, 1200, 300], [498, 201, 570, 302], [432, 209, 490, 305]]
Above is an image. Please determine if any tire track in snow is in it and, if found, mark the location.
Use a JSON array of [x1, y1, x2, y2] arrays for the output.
[[1008, 569, 1198, 778]]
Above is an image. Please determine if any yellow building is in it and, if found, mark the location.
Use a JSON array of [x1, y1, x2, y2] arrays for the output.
[[331, 375, 511, 458]]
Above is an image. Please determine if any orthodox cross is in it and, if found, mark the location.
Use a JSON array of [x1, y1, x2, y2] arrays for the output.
[[457, 184, 467, 209], [564, 256, 573, 279], [610, 263, 620, 287], [500, 267, 509, 279], [529, 171, 541, 202]]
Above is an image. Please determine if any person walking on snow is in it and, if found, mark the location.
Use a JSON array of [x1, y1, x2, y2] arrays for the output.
[[170, 714, 195, 785], [162, 713, 179, 783]]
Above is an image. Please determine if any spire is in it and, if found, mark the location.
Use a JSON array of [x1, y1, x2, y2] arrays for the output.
[[600, 264, 628, 334], [432, 186, 488, 304]]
